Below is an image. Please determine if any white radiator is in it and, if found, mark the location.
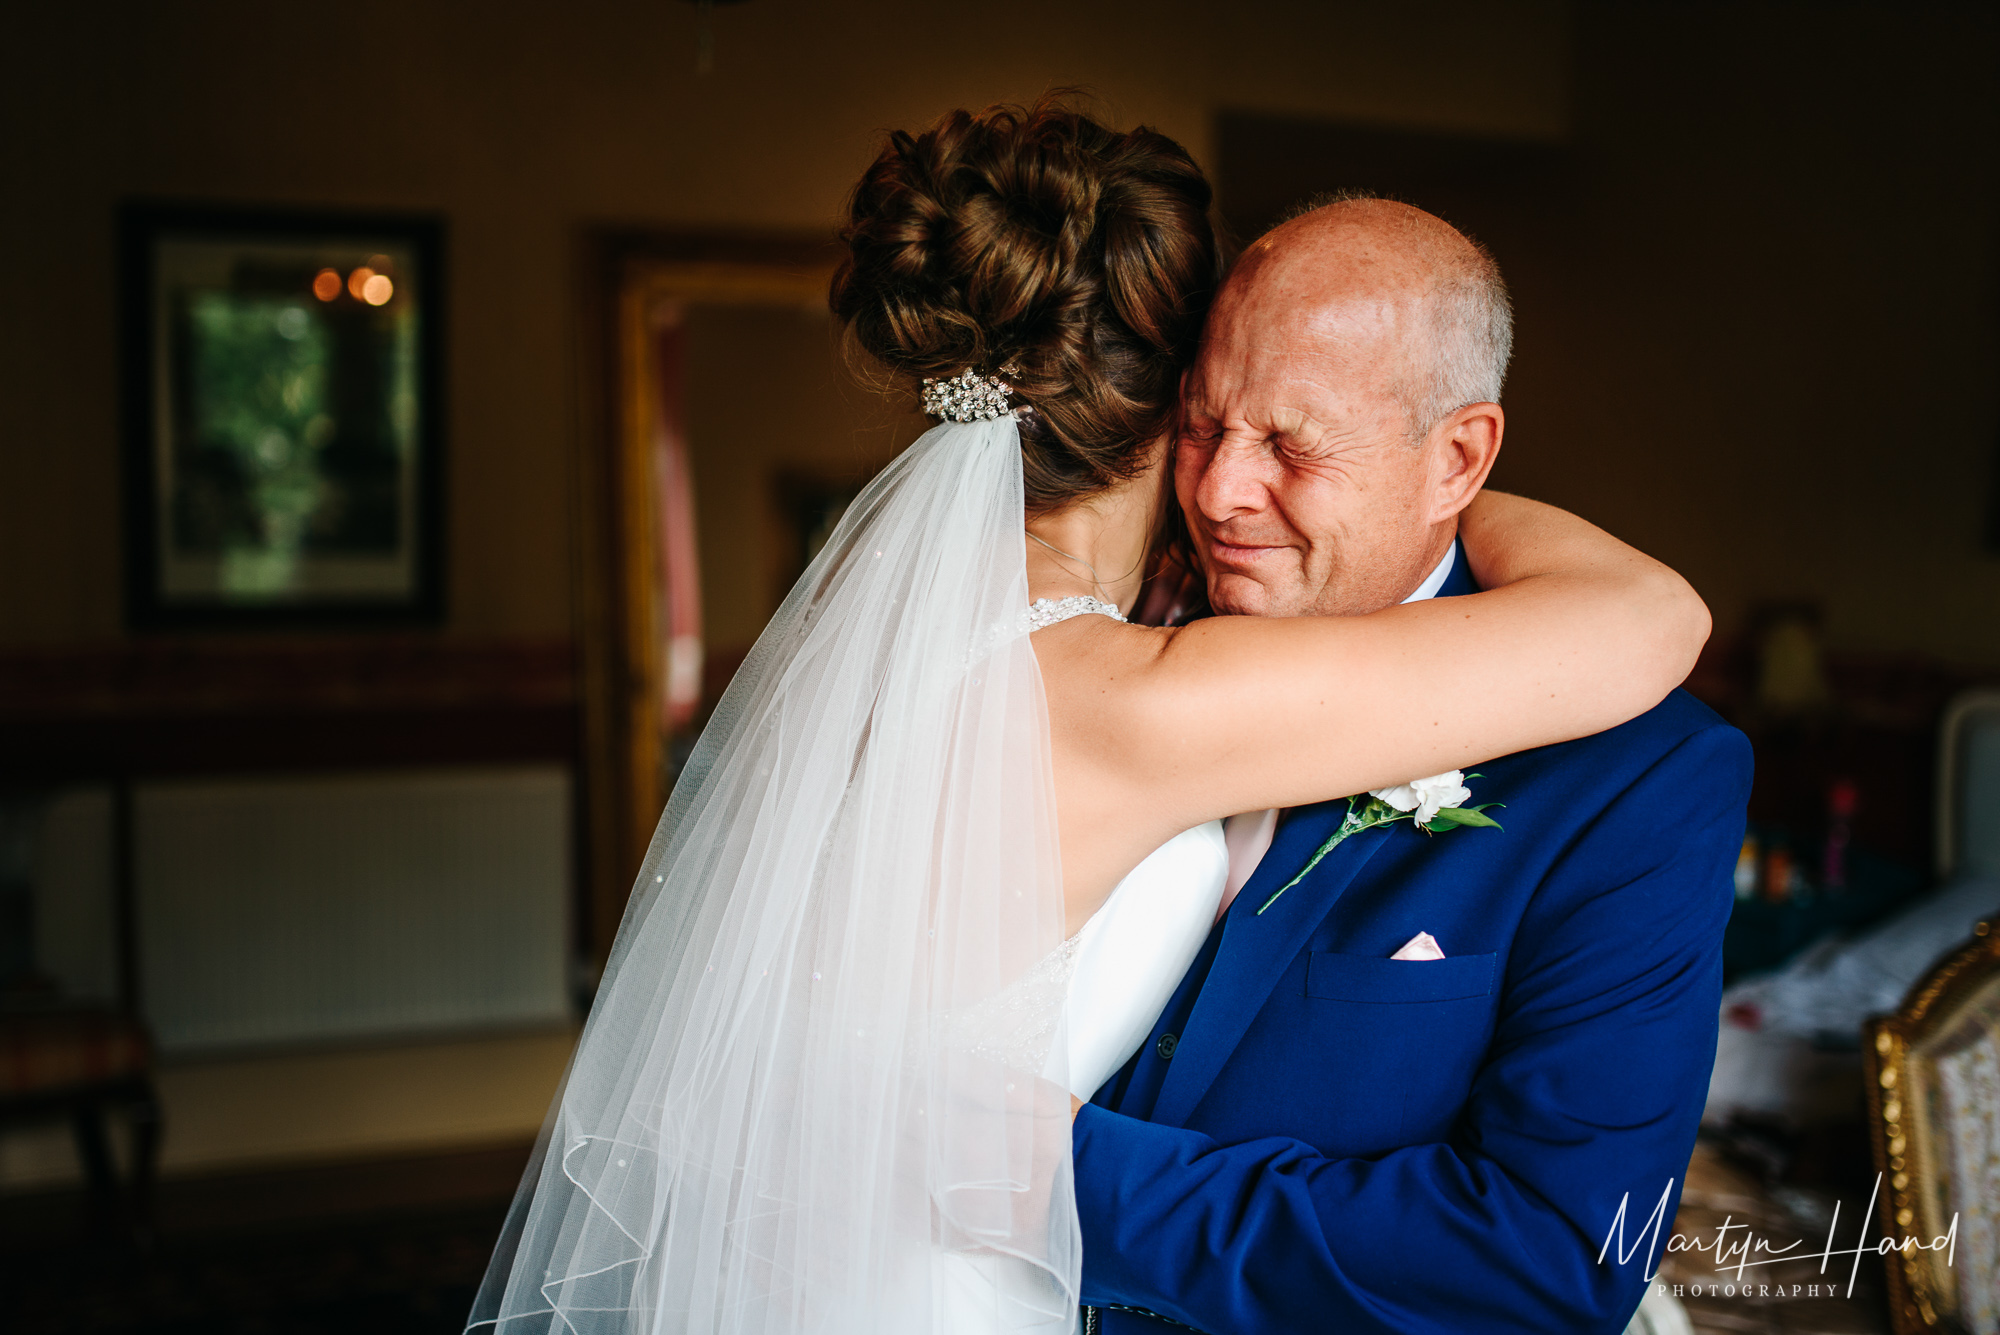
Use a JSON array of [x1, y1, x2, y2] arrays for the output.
[[136, 767, 573, 1054]]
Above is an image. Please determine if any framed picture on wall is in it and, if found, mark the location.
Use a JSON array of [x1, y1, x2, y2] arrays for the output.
[[119, 204, 446, 628], [1988, 429, 2000, 555]]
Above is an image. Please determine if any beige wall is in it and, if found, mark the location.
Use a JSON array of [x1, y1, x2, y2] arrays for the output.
[[13, 4, 1991, 663], [0, 0, 1570, 647], [680, 304, 922, 655]]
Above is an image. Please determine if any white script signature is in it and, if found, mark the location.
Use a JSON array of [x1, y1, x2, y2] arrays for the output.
[[1597, 1173, 1958, 1297]]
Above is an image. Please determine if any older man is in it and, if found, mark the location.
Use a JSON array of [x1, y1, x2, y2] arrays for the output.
[[1071, 198, 1752, 1333]]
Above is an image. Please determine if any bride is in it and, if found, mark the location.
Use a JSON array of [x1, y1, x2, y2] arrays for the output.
[[470, 99, 1707, 1334]]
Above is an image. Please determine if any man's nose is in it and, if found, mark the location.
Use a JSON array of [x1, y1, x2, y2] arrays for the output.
[[1191, 436, 1273, 522]]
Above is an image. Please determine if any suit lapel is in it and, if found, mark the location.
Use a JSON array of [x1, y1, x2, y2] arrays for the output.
[[1146, 545, 1470, 1127], [1152, 799, 1391, 1127], [1438, 539, 1477, 598]]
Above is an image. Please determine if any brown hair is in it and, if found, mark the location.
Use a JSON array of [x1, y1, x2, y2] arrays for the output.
[[830, 96, 1219, 513]]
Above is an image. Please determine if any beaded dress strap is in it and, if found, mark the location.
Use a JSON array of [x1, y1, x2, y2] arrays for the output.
[[1022, 596, 1128, 632]]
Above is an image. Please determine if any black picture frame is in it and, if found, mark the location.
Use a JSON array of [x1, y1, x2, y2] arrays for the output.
[[1987, 427, 2000, 556], [118, 203, 447, 630]]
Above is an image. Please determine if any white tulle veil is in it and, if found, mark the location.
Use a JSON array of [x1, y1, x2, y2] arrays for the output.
[[469, 415, 1080, 1333]]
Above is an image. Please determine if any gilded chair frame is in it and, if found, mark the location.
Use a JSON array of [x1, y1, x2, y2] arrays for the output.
[[1864, 918, 2000, 1335]]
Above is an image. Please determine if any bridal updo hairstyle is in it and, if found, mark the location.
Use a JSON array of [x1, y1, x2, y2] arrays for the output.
[[831, 97, 1220, 513]]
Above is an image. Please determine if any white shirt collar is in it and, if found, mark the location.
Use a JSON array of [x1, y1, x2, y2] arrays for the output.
[[1400, 543, 1458, 604]]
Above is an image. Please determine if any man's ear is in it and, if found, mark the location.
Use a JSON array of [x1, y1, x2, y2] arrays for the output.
[[1424, 401, 1504, 525]]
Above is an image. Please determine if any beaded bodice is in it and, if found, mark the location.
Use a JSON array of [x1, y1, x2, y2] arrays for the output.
[[1022, 595, 1127, 632]]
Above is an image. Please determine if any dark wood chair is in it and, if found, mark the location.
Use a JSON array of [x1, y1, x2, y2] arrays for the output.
[[0, 1005, 162, 1237]]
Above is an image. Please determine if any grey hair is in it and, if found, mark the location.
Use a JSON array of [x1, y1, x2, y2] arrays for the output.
[[1273, 190, 1513, 440]]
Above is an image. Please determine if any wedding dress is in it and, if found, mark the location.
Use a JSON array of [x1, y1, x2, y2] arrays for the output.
[[470, 415, 1225, 1335], [1057, 816, 1227, 1101], [938, 796, 1227, 1332]]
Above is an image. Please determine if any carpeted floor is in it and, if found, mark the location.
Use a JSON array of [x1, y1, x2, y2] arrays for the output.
[[12, 1205, 504, 1334], [4, 1144, 530, 1335]]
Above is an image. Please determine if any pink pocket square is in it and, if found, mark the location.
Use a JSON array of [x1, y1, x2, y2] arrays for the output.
[[1390, 931, 1446, 961]]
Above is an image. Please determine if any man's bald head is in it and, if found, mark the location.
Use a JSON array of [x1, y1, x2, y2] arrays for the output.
[[1175, 197, 1512, 618], [1224, 195, 1512, 441]]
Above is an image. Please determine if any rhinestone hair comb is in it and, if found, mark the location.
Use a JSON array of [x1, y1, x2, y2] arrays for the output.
[[920, 366, 1031, 422]]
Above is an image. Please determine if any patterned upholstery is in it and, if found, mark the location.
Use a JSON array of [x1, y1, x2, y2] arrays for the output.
[[1927, 975, 2000, 1334], [0, 1008, 152, 1099]]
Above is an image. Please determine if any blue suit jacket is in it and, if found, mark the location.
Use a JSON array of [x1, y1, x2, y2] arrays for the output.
[[1073, 555, 1753, 1333]]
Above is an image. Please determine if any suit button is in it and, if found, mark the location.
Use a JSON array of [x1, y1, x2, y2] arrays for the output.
[[1156, 1033, 1178, 1060]]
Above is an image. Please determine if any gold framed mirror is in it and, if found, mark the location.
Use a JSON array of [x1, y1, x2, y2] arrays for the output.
[[573, 231, 922, 966]]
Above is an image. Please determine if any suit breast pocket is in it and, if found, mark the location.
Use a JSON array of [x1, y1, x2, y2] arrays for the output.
[[1305, 951, 1497, 1003]]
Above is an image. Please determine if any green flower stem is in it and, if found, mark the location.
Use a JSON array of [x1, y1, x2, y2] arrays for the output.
[[1253, 794, 1506, 915], [1257, 799, 1408, 914]]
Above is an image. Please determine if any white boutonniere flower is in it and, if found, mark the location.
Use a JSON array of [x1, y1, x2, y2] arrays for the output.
[[1371, 771, 1475, 826], [1257, 770, 1504, 914]]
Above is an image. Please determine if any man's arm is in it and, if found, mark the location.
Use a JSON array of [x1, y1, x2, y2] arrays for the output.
[[1073, 724, 1751, 1334]]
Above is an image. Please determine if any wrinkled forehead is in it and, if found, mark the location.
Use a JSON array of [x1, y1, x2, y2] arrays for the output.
[[1186, 249, 1420, 422]]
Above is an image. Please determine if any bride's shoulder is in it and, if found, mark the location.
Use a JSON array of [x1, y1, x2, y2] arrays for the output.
[[1031, 612, 1182, 732]]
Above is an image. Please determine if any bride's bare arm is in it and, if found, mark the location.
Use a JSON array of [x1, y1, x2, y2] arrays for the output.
[[1041, 492, 1708, 901]]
